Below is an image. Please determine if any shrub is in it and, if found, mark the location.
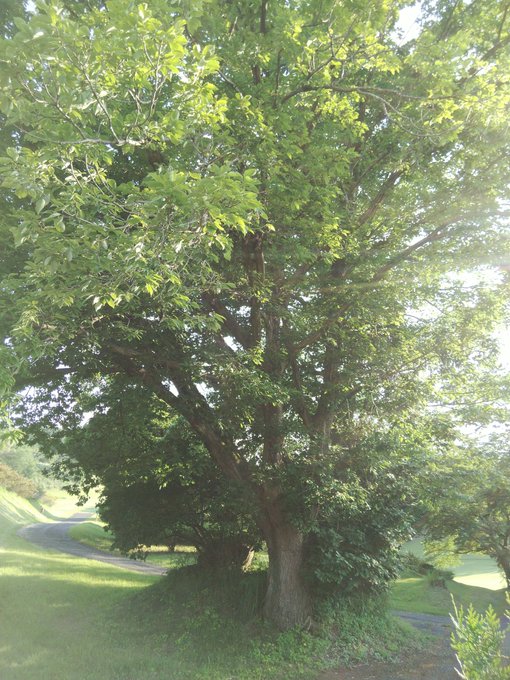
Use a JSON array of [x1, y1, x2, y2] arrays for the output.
[[0, 461, 38, 498], [425, 567, 454, 588], [0, 442, 53, 494], [450, 597, 510, 680]]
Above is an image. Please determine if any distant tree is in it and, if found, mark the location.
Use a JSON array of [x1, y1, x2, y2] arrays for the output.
[[423, 436, 510, 588], [1, 1, 509, 628]]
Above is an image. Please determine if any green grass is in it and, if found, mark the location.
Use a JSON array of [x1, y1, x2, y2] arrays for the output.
[[68, 516, 509, 622], [390, 576, 508, 617], [0, 487, 47, 526], [390, 539, 508, 617], [449, 555, 506, 590], [68, 521, 197, 569], [0, 486, 422, 680], [402, 538, 506, 590]]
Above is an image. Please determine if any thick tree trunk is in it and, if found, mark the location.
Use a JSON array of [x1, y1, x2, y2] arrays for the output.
[[262, 518, 312, 629]]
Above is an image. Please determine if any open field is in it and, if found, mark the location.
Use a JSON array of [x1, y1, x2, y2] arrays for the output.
[[402, 538, 506, 590], [389, 538, 508, 616], [389, 575, 508, 617]]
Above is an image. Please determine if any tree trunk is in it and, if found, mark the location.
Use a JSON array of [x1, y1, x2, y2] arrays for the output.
[[496, 549, 510, 589], [262, 517, 311, 629]]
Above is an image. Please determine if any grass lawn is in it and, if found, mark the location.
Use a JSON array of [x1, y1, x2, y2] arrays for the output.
[[402, 538, 506, 590], [389, 576, 508, 617], [1, 486, 422, 680], [390, 538, 508, 617]]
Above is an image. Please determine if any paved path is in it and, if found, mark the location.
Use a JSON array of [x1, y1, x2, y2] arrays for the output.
[[17, 513, 167, 575], [393, 610, 452, 635]]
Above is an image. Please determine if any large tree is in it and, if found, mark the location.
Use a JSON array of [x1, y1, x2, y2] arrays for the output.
[[0, 0, 509, 628]]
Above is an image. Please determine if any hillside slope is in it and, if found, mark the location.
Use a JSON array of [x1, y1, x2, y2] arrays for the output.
[[0, 486, 48, 531]]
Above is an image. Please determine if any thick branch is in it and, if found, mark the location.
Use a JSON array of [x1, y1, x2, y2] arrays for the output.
[[203, 294, 252, 349], [106, 346, 244, 482]]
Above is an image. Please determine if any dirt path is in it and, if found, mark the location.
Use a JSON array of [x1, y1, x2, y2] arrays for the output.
[[319, 611, 458, 680], [17, 513, 167, 575]]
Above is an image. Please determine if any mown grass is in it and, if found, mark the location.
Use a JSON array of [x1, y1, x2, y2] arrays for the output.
[[390, 539, 508, 617], [68, 520, 197, 569], [0, 487, 423, 680], [402, 538, 506, 590], [390, 575, 508, 616]]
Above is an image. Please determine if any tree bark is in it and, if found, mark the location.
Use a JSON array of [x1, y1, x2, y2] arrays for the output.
[[261, 510, 312, 629], [496, 548, 510, 589]]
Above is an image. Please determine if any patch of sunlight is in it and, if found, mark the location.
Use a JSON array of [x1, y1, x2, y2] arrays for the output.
[[454, 572, 507, 590], [0, 548, 78, 564], [1, 547, 158, 587], [0, 646, 11, 655], [9, 650, 48, 669], [0, 491, 48, 525], [48, 496, 85, 519], [0, 567, 155, 588]]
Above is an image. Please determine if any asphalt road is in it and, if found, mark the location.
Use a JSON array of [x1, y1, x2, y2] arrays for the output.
[[17, 514, 167, 575]]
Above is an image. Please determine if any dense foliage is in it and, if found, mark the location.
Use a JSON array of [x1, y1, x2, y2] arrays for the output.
[[0, 440, 55, 497], [0, 0, 509, 627], [0, 461, 37, 498]]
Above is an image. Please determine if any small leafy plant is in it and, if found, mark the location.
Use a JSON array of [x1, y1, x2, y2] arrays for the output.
[[450, 595, 510, 680]]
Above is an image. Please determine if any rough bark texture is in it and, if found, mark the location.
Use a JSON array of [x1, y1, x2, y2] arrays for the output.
[[262, 518, 312, 629]]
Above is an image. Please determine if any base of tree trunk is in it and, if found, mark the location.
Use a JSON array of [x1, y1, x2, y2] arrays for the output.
[[263, 523, 312, 630]]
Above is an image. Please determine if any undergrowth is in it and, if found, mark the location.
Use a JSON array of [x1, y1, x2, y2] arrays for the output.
[[112, 565, 424, 679]]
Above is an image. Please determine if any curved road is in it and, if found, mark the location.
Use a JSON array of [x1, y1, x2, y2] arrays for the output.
[[17, 513, 167, 575]]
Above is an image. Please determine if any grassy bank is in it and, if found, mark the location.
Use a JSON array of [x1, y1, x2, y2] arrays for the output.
[[72, 519, 509, 620], [0, 486, 423, 680]]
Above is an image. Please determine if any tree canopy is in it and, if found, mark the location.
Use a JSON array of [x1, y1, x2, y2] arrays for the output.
[[0, 0, 509, 628]]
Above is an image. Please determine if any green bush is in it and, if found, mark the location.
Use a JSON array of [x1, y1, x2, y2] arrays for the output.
[[450, 596, 510, 680], [425, 567, 454, 588]]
